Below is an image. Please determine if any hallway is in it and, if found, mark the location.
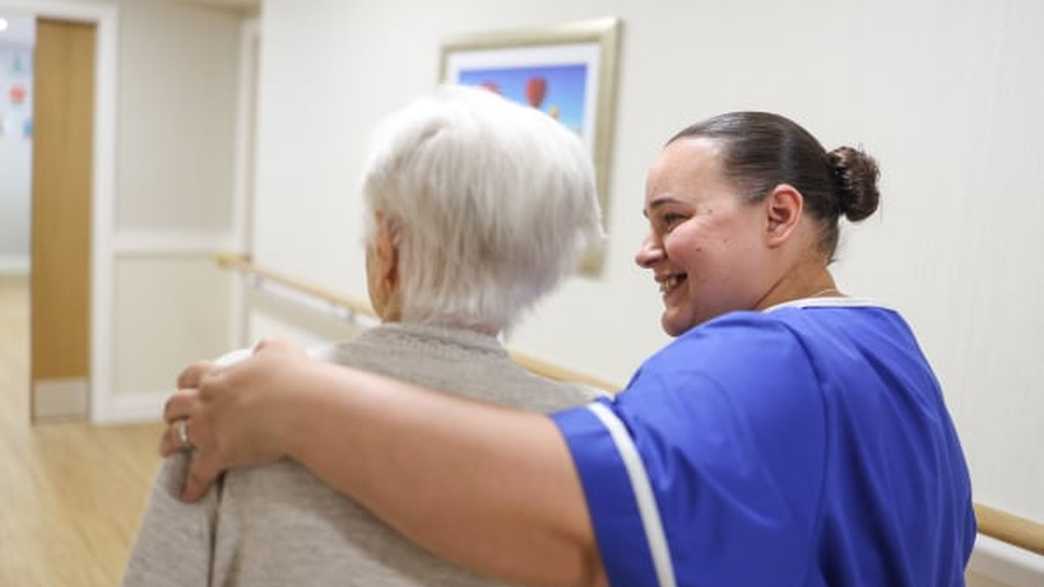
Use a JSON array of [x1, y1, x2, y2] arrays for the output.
[[0, 276, 165, 585]]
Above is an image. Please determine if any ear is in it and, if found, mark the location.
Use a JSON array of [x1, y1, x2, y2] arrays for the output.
[[374, 214, 400, 289], [763, 183, 804, 248]]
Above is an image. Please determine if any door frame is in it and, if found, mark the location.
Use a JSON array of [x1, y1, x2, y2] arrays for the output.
[[1, 0, 117, 423], [229, 16, 260, 349]]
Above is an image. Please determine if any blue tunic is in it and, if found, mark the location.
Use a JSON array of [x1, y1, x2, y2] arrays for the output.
[[553, 300, 975, 587]]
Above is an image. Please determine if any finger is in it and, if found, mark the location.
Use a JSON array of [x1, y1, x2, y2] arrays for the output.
[[177, 361, 215, 389], [159, 420, 194, 457], [181, 451, 222, 503], [159, 424, 177, 457], [197, 368, 228, 402], [158, 419, 186, 457], [163, 389, 199, 424]]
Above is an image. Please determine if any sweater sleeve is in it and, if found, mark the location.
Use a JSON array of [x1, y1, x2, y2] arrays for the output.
[[121, 453, 220, 587]]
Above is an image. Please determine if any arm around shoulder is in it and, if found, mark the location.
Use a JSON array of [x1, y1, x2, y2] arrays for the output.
[[279, 360, 608, 587]]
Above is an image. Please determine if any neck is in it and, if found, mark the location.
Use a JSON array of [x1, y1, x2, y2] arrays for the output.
[[753, 259, 840, 312], [391, 316, 501, 337]]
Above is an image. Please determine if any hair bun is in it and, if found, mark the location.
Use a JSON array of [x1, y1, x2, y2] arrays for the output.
[[827, 146, 880, 222]]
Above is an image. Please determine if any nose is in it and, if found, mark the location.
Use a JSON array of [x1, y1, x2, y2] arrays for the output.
[[635, 232, 665, 268]]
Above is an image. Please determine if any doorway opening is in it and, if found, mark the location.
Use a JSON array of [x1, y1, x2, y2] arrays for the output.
[[0, 14, 33, 276], [0, 14, 34, 420], [0, 1, 118, 424]]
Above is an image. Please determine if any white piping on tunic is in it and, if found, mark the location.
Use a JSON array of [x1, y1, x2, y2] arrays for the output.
[[587, 402, 678, 587]]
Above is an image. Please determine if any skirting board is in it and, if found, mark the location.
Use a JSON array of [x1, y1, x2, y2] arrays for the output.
[[33, 377, 88, 420]]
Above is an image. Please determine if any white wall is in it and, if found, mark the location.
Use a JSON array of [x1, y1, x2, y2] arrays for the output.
[[115, 0, 240, 231], [113, 256, 232, 395], [0, 17, 34, 274], [252, 0, 1044, 535], [107, 0, 242, 402], [245, 286, 365, 349]]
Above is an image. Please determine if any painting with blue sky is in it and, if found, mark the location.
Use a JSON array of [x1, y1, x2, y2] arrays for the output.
[[457, 63, 588, 137]]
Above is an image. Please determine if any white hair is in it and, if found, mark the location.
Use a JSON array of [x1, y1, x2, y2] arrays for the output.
[[361, 84, 603, 332]]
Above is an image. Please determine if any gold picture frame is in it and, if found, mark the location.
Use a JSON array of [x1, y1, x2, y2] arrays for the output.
[[439, 17, 622, 275]]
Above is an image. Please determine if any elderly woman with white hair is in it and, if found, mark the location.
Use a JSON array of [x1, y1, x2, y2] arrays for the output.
[[122, 85, 602, 587]]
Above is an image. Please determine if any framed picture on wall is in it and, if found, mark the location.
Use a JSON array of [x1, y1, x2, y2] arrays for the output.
[[439, 17, 621, 275]]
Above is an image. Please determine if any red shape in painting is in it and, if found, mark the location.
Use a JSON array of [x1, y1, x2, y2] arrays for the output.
[[479, 81, 501, 95], [10, 85, 27, 105], [525, 77, 547, 109]]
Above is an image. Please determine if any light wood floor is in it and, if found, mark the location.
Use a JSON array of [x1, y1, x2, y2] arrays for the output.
[[0, 276, 165, 586]]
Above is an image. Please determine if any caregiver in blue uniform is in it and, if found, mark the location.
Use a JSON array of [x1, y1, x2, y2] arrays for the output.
[[163, 112, 976, 587]]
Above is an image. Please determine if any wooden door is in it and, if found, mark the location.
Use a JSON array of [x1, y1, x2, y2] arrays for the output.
[[30, 18, 96, 421]]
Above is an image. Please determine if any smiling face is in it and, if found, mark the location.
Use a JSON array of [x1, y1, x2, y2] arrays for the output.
[[636, 137, 778, 336]]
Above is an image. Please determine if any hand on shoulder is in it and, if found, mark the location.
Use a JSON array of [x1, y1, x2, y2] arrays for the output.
[[161, 338, 313, 502]]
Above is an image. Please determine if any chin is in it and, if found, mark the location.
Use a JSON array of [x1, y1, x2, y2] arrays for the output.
[[663, 306, 717, 337], [661, 314, 692, 338]]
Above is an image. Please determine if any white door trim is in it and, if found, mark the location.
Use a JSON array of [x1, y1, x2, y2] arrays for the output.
[[232, 16, 259, 257], [1, 0, 119, 423], [230, 16, 260, 349]]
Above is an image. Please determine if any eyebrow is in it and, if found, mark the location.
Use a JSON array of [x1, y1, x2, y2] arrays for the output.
[[642, 196, 682, 217]]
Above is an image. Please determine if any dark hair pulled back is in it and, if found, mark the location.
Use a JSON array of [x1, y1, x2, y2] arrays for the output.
[[668, 112, 880, 256]]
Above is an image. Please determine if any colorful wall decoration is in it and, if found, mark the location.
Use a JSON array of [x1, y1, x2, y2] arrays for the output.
[[0, 45, 33, 139]]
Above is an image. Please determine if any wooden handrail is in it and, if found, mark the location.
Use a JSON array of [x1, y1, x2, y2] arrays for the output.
[[216, 252, 1044, 557], [975, 504, 1044, 556]]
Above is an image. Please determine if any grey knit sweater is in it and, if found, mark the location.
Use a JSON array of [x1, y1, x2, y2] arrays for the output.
[[122, 322, 595, 587]]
